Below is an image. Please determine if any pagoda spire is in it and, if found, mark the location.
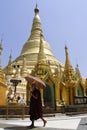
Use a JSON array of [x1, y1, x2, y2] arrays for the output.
[[34, 34, 50, 77], [64, 45, 75, 82], [28, 4, 44, 40]]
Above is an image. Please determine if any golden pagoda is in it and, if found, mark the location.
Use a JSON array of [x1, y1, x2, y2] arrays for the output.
[[3, 4, 87, 111], [11, 4, 63, 73]]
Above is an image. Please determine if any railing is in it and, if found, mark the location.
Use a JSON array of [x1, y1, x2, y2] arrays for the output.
[[0, 105, 26, 120], [65, 104, 87, 115], [74, 96, 87, 105]]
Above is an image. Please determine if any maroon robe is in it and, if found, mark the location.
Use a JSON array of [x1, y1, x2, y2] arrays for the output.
[[29, 88, 43, 120]]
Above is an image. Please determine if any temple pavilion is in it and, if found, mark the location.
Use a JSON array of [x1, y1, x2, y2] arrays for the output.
[[1, 4, 87, 111]]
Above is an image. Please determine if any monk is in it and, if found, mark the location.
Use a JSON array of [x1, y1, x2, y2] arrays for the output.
[[29, 82, 47, 128]]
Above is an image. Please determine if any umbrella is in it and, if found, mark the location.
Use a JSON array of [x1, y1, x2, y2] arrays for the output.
[[25, 75, 46, 89]]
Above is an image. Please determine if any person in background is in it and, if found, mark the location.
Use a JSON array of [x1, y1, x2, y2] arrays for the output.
[[18, 97, 26, 105], [17, 96, 21, 103], [29, 82, 47, 128]]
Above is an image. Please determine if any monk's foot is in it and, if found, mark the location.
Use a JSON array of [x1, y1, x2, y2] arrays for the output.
[[43, 120, 47, 127]]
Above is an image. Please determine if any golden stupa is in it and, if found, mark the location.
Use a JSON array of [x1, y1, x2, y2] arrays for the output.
[[3, 4, 87, 111], [11, 4, 63, 74]]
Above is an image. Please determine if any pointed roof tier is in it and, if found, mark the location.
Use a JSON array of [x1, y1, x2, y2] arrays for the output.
[[12, 5, 63, 73]]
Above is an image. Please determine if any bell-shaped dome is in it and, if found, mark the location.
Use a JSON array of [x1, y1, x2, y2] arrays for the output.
[[14, 4, 63, 73]]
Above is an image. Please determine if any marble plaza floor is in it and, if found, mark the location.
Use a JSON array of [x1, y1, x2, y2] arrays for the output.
[[0, 113, 87, 130]]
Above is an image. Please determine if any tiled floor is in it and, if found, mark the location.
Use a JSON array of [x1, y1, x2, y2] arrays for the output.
[[0, 113, 87, 130]]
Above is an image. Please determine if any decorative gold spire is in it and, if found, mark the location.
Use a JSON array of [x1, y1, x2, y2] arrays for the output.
[[34, 34, 50, 77], [37, 34, 46, 61], [64, 45, 75, 82]]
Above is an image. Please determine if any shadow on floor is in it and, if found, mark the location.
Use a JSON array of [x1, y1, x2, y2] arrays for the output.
[[80, 123, 87, 125], [4, 126, 61, 130], [4, 126, 37, 130]]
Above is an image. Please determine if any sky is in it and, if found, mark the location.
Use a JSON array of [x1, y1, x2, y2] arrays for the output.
[[0, 0, 87, 77]]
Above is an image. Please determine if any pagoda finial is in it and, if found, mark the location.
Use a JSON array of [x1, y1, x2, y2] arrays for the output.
[[34, 3, 39, 14], [65, 45, 71, 66], [65, 45, 67, 50]]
